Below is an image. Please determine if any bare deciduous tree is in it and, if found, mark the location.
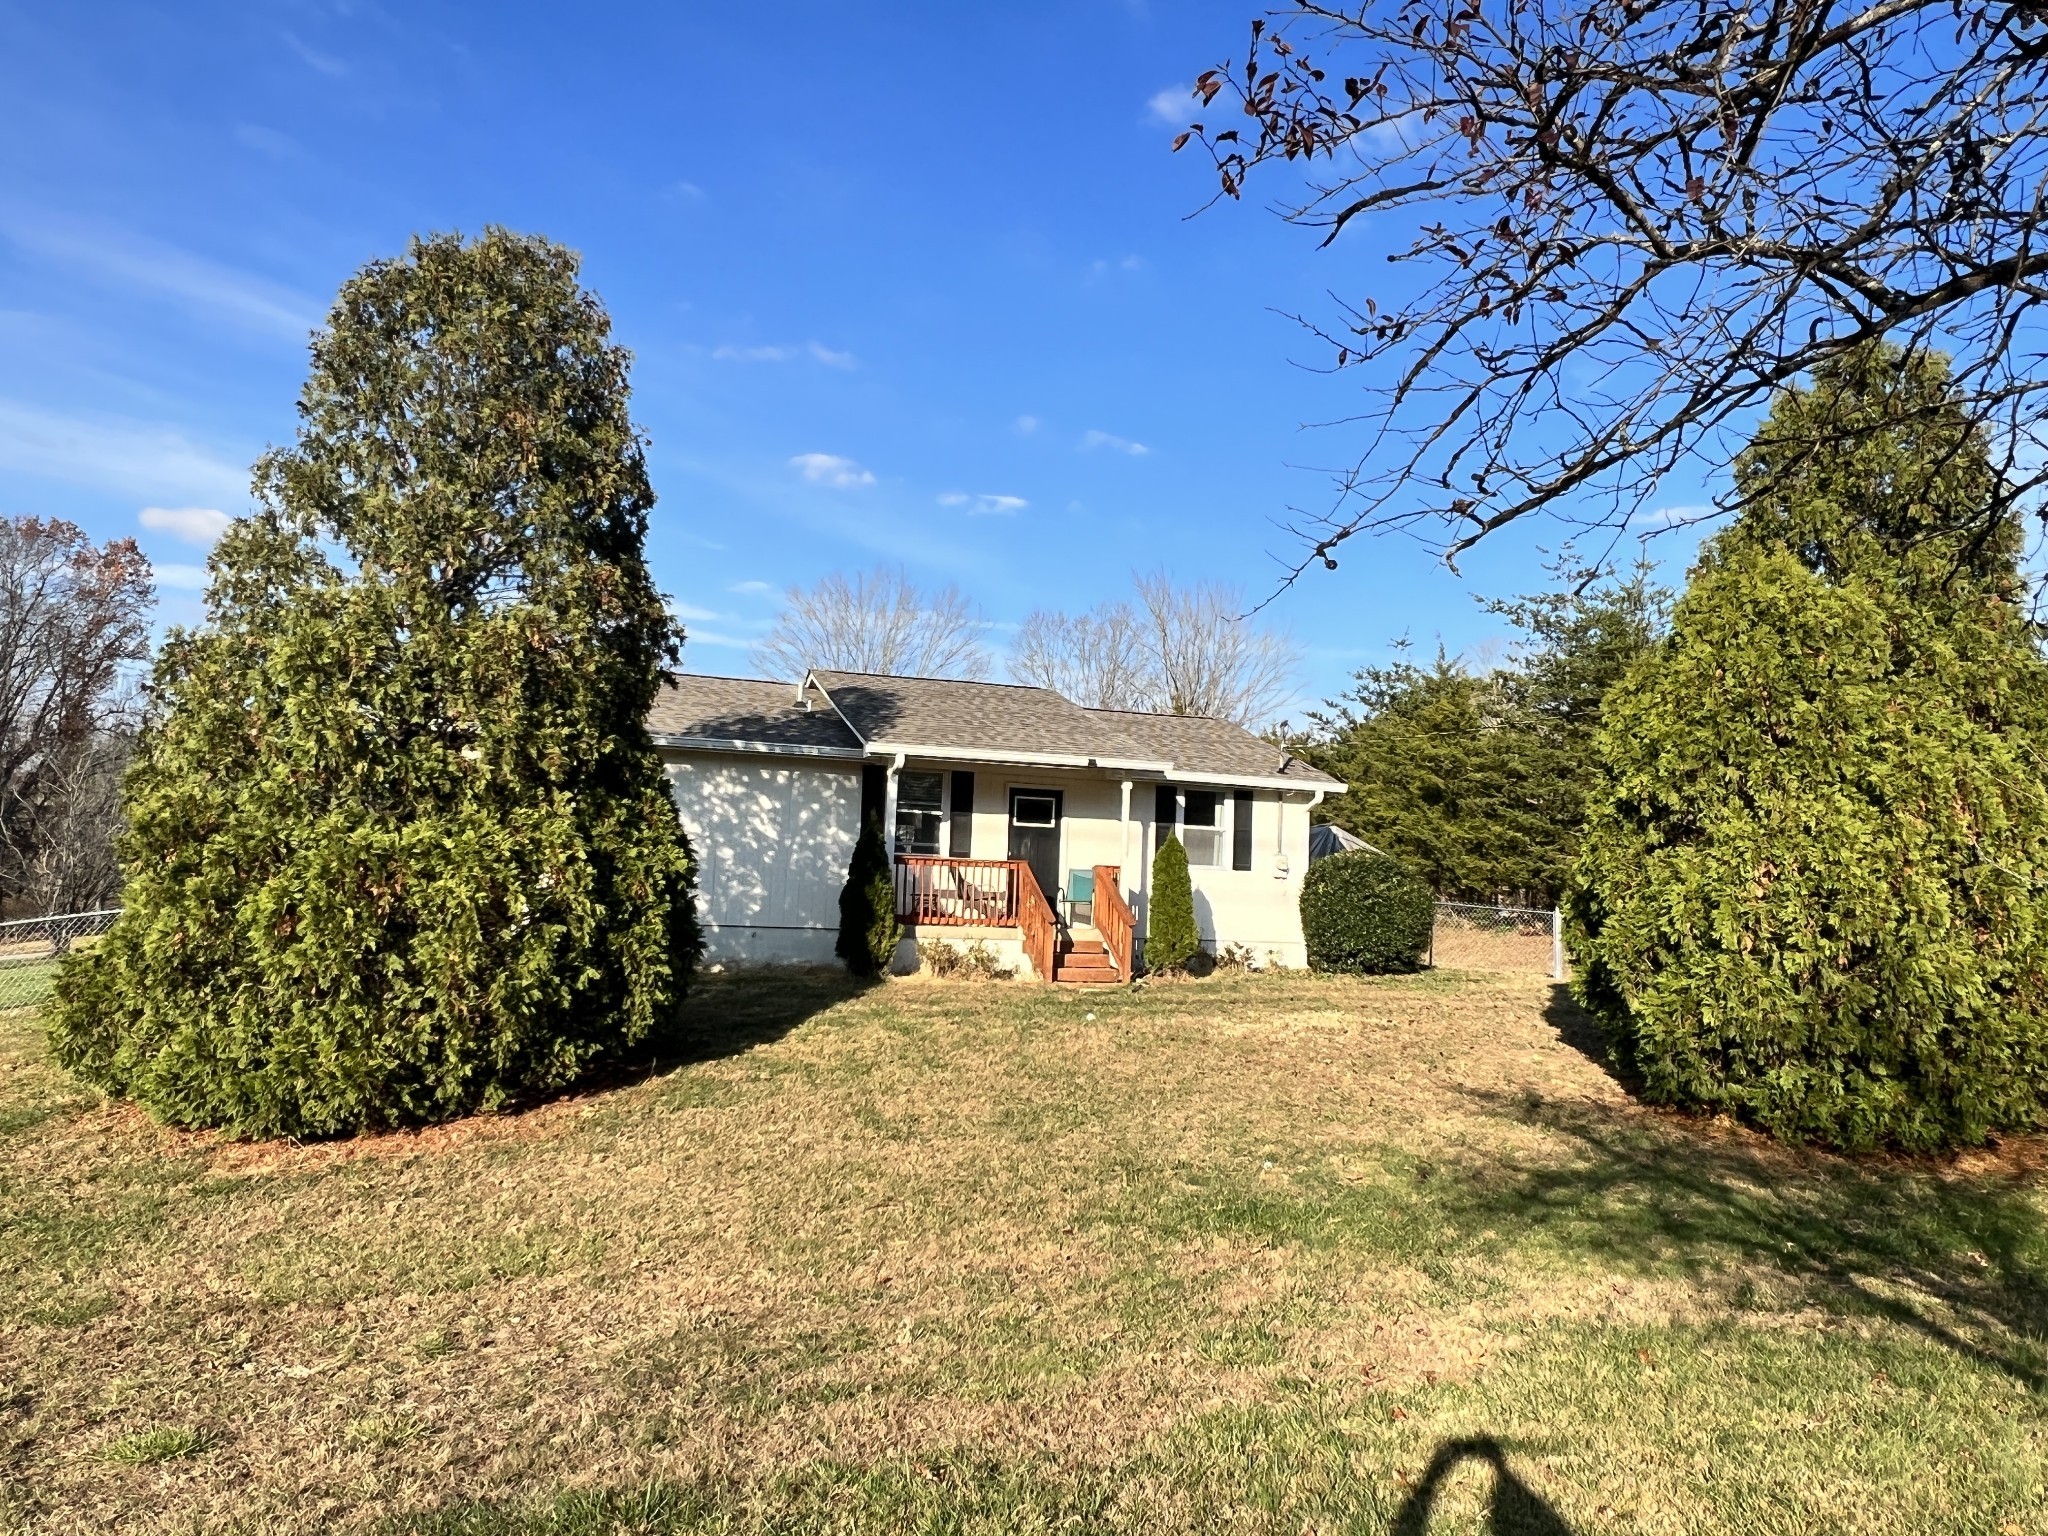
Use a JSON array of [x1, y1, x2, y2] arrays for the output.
[[1178, 2, 2048, 576], [748, 567, 992, 680], [1009, 603, 1151, 709], [1010, 572, 1301, 727], [0, 518, 153, 914]]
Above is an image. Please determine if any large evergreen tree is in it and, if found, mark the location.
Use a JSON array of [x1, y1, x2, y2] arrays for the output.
[[1572, 345, 2048, 1152], [50, 230, 702, 1138], [1301, 564, 1666, 904]]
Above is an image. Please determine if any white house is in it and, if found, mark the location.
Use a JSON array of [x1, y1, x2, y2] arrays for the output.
[[649, 669, 1343, 983]]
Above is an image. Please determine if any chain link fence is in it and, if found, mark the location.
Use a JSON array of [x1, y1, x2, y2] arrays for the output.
[[1430, 902, 1563, 978], [0, 909, 119, 1011]]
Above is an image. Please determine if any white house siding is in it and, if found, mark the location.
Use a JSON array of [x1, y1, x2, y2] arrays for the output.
[[1131, 787, 1316, 969], [663, 750, 859, 964], [928, 765, 1315, 969]]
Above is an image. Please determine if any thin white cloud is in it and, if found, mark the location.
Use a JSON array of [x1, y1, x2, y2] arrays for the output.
[[1147, 85, 1201, 127], [712, 344, 795, 363], [154, 562, 210, 591], [0, 208, 320, 340], [728, 579, 774, 596], [1088, 255, 1146, 279], [282, 30, 347, 77], [790, 452, 875, 488], [663, 180, 707, 201], [0, 399, 250, 505], [139, 505, 234, 545], [672, 600, 724, 622], [938, 492, 1028, 516], [681, 629, 755, 650], [712, 340, 857, 369], [1014, 414, 1039, 435], [234, 123, 298, 161], [1080, 429, 1150, 456]]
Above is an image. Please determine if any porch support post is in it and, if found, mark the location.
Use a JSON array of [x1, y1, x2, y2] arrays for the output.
[[1119, 779, 1133, 892], [883, 753, 905, 856]]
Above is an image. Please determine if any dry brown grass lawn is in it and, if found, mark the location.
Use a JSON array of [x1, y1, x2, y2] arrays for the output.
[[2, 969, 2044, 1535]]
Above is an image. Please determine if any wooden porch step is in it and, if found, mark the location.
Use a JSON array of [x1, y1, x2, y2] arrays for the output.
[[1053, 941, 1121, 984]]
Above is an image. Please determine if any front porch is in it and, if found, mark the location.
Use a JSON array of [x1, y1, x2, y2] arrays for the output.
[[892, 855, 1133, 984]]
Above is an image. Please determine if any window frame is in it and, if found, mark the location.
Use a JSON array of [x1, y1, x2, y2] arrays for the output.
[[1177, 788, 1226, 869], [894, 769, 947, 857]]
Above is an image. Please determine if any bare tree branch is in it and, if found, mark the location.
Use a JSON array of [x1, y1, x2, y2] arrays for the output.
[[1177, 0, 2048, 577], [1010, 573, 1302, 727], [745, 567, 993, 680], [0, 518, 153, 914]]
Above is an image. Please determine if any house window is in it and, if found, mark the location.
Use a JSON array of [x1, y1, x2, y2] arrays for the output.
[[1182, 790, 1223, 867], [1011, 794, 1058, 828], [896, 771, 945, 855]]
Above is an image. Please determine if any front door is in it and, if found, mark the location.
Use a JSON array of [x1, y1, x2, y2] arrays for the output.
[[1007, 788, 1063, 915]]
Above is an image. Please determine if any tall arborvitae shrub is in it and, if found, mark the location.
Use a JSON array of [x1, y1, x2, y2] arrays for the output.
[[836, 814, 901, 977], [48, 230, 702, 1138], [1571, 345, 2048, 1152], [1146, 834, 1201, 973]]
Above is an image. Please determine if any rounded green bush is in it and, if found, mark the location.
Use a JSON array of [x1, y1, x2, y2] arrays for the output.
[[1300, 850, 1433, 973]]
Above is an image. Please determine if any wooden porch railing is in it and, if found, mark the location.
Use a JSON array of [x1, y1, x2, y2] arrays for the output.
[[1015, 861, 1057, 984], [893, 856, 1020, 926], [1092, 864, 1133, 979]]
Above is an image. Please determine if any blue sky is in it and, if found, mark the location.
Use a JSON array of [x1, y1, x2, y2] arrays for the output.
[[0, 1, 1713, 716]]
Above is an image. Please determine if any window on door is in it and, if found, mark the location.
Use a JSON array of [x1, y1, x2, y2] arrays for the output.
[[896, 771, 945, 855], [1011, 793, 1058, 828], [1182, 790, 1223, 867]]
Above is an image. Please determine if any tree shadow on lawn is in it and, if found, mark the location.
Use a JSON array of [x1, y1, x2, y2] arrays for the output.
[[1540, 983, 1637, 1093], [568, 967, 878, 1100], [666, 965, 878, 1067], [1442, 1078, 2048, 1393]]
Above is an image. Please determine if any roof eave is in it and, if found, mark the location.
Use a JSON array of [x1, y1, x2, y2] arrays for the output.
[[863, 741, 1173, 774], [653, 733, 866, 760]]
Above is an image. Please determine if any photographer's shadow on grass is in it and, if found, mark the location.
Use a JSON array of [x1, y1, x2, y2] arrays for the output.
[[1390, 1438, 1577, 1535]]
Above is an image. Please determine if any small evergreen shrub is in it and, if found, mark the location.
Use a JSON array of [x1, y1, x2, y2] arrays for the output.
[[1145, 834, 1201, 974], [837, 815, 901, 977], [1300, 851, 1433, 973]]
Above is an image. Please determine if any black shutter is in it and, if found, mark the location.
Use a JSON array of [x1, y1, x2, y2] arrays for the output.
[[860, 763, 885, 831], [1232, 790, 1254, 871], [1154, 784, 1177, 844], [949, 771, 974, 857]]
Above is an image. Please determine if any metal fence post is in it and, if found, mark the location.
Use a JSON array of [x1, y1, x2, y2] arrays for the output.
[[1550, 907, 1564, 981]]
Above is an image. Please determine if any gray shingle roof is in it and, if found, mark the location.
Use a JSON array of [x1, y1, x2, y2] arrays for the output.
[[1084, 707, 1341, 786], [649, 674, 862, 752], [807, 670, 1164, 766], [653, 669, 1343, 788]]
